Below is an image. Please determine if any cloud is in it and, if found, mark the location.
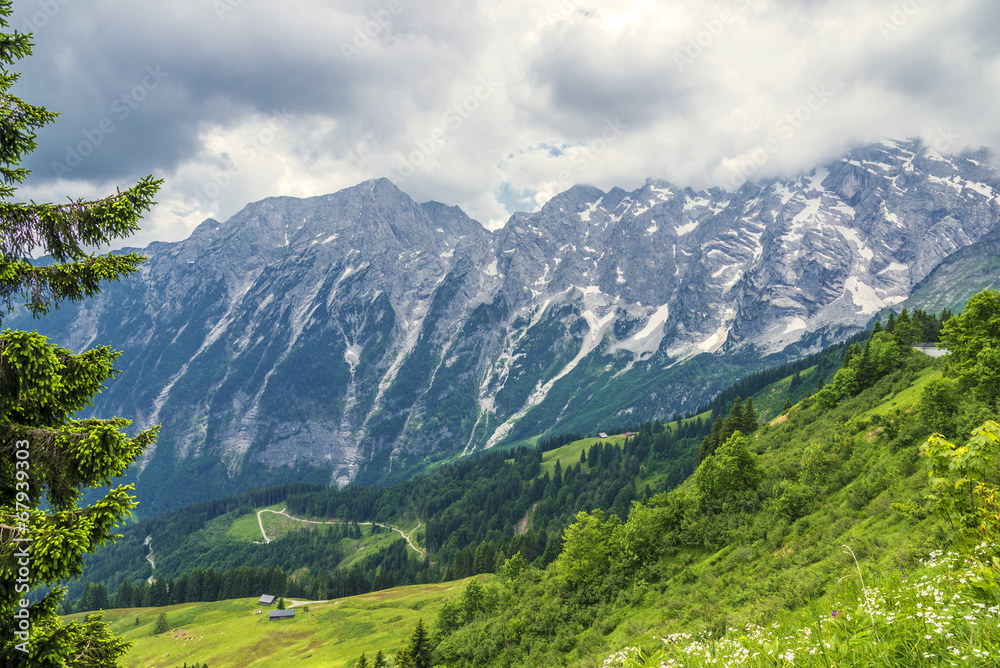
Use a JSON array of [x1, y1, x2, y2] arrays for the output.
[[7, 0, 1000, 248]]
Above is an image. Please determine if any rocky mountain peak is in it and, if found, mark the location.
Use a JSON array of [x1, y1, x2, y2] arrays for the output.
[[15, 140, 1000, 513]]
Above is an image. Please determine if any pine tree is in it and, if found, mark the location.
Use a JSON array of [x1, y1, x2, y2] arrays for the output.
[[395, 644, 415, 668], [406, 619, 433, 668], [741, 397, 758, 434], [894, 307, 915, 346], [356, 652, 369, 668], [699, 415, 724, 462], [373, 650, 388, 668], [114, 579, 135, 609], [153, 612, 169, 635], [722, 396, 744, 438], [0, 2, 162, 664]]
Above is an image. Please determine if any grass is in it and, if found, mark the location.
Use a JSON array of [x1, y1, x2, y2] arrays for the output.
[[538, 435, 627, 477], [223, 504, 425, 561], [868, 364, 940, 416], [225, 504, 282, 542], [67, 577, 485, 668], [605, 544, 1000, 668], [546, 355, 963, 666]]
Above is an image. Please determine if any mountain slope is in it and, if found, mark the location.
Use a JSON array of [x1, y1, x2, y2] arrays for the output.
[[12, 139, 1000, 512], [895, 225, 1000, 314]]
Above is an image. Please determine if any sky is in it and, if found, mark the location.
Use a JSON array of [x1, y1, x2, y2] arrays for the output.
[[9, 0, 1000, 248]]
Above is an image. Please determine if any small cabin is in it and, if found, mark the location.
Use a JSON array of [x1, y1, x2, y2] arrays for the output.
[[598, 432, 608, 439], [269, 610, 294, 621], [258, 594, 276, 605]]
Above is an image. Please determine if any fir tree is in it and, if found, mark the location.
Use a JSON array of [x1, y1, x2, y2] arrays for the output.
[[699, 414, 725, 462], [741, 397, 758, 434], [153, 612, 169, 635], [894, 307, 915, 346], [0, 1, 162, 663], [886, 310, 897, 333], [406, 619, 433, 668]]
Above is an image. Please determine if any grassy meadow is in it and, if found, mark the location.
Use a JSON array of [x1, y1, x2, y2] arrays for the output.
[[65, 577, 484, 668]]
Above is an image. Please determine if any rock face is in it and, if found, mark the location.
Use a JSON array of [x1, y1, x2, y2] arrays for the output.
[[14, 139, 1000, 512]]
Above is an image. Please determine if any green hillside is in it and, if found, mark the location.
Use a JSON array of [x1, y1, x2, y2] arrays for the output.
[[57, 291, 1000, 668], [69, 341, 998, 667], [426, 293, 1000, 666], [64, 578, 480, 668]]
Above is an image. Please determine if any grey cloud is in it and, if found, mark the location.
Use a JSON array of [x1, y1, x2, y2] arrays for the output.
[[4, 0, 1000, 244]]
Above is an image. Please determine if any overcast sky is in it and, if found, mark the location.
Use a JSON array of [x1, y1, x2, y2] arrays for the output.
[[9, 0, 1000, 247]]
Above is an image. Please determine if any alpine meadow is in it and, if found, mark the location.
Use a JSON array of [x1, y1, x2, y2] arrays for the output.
[[3, 1, 1000, 667]]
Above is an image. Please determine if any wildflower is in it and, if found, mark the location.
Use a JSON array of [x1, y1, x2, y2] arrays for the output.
[[831, 610, 837, 619]]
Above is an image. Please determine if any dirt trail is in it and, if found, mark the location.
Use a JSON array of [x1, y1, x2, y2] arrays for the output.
[[144, 536, 155, 584], [256, 508, 426, 559]]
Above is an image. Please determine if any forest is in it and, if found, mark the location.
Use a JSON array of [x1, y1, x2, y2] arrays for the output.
[[63, 304, 957, 632]]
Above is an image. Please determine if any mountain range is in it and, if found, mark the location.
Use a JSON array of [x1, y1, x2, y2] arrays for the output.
[[14, 138, 1000, 513]]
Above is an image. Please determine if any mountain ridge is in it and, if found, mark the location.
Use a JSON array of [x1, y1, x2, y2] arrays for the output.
[[12, 138, 1000, 512]]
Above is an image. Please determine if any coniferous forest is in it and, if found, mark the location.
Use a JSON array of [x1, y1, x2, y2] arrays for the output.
[[53, 293, 1000, 667]]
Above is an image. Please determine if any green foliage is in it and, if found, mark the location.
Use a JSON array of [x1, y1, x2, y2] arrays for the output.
[[918, 377, 959, 436], [695, 433, 763, 514], [397, 618, 432, 668], [607, 547, 1000, 668], [498, 552, 526, 583], [817, 330, 908, 408], [152, 611, 168, 635], [940, 289, 1000, 399], [0, 3, 163, 664], [426, 306, 991, 667], [554, 509, 619, 592], [922, 420, 1000, 544], [276, 597, 286, 610], [699, 396, 760, 461]]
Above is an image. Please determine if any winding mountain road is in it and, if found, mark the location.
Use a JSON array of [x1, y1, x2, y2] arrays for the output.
[[256, 507, 426, 559], [144, 535, 155, 584]]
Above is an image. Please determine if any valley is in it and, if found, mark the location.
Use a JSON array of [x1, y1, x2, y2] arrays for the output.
[[5, 3, 1000, 666], [59, 294, 1000, 666]]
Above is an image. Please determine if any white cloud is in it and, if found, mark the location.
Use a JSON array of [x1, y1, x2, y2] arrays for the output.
[[8, 0, 1000, 249]]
